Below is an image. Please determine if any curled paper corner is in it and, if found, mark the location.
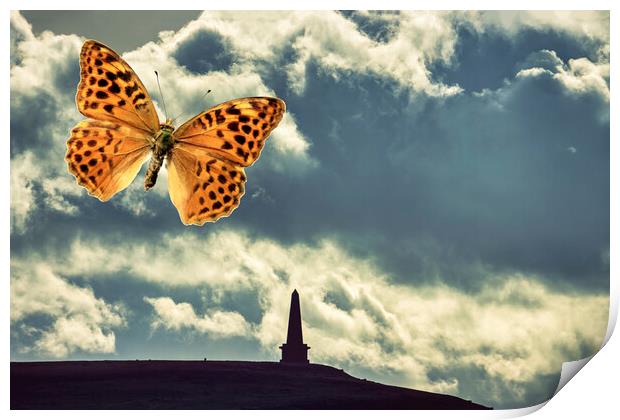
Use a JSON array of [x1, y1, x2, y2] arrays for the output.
[[502, 355, 603, 417], [551, 289, 619, 399], [500, 294, 619, 417], [554, 356, 595, 396]]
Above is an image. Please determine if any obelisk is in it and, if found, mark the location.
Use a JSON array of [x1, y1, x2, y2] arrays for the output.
[[280, 289, 310, 363]]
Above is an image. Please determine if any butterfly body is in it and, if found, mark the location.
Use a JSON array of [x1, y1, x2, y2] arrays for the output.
[[144, 120, 176, 190], [66, 40, 285, 225]]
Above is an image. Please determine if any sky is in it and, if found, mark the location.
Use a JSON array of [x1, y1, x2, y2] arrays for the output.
[[9, 10, 610, 409]]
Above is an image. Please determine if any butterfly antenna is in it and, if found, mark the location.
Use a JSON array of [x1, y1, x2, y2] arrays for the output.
[[170, 90, 212, 125], [154, 71, 168, 120]]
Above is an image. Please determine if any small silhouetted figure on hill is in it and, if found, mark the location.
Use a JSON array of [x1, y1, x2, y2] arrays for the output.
[[280, 289, 310, 363]]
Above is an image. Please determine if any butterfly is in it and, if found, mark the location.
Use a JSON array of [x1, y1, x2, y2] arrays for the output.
[[65, 40, 285, 225]]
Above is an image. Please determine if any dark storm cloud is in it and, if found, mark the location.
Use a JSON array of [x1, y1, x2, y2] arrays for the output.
[[215, 55, 607, 290], [53, 55, 81, 97], [163, 13, 609, 293], [430, 23, 608, 92], [10, 91, 64, 157], [173, 29, 236, 74], [387, 77, 609, 289]]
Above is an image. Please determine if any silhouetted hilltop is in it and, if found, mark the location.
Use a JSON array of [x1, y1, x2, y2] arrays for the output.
[[11, 360, 490, 409]]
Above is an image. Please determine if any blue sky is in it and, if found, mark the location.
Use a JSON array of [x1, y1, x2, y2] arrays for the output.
[[10, 11, 609, 409]]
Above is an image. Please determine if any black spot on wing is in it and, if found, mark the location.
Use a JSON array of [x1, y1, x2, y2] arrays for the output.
[[132, 92, 146, 104], [109, 82, 121, 94]]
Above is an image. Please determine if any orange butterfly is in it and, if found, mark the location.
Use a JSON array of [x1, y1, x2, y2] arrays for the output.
[[65, 40, 285, 225]]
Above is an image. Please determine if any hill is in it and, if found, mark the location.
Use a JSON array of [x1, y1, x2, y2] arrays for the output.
[[11, 360, 490, 409]]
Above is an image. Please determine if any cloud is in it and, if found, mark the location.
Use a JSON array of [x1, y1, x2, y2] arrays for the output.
[[34, 317, 119, 358], [10, 19, 82, 98], [11, 10, 609, 287], [111, 177, 161, 217], [41, 176, 81, 215], [10, 12, 88, 231], [10, 11, 34, 66], [144, 297, 251, 338], [15, 229, 608, 407], [10, 151, 83, 233], [10, 152, 39, 233], [11, 262, 125, 357], [516, 49, 609, 103], [164, 11, 462, 98], [465, 11, 609, 46], [173, 11, 608, 99], [426, 11, 609, 93]]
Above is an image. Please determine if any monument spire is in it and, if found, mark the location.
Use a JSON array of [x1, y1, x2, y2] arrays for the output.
[[280, 289, 310, 363]]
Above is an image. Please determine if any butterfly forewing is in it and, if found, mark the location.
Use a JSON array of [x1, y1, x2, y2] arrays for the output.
[[173, 97, 285, 167], [167, 147, 246, 225], [77, 40, 159, 134], [66, 120, 151, 201]]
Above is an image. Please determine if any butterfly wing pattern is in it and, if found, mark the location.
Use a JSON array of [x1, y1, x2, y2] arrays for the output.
[[67, 40, 157, 201], [169, 97, 285, 224], [76, 40, 159, 133], [66, 40, 286, 225], [66, 120, 152, 201]]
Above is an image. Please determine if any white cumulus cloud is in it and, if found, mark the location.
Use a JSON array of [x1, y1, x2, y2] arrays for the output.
[[168, 11, 462, 97], [516, 49, 609, 102], [464, 11, 609, 45], [144, 297, 251, 338], [11, 262, 125, 357]]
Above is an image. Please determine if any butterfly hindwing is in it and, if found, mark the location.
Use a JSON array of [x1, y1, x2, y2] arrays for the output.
[[66, 119, 152, 201], [167, 147, 246, 225], [173, 97, 285, 167], [77, 40, 159, 134]]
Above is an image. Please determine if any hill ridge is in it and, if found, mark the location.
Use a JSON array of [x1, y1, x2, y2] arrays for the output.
[[11, 360, 491, 409]]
